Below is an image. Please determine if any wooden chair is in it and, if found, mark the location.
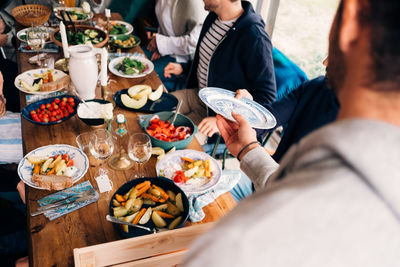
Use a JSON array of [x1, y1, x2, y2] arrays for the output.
[[74, 223, 215, 267]]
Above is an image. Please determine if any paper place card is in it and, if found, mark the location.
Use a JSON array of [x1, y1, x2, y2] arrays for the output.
[[96, 174, 113, 193]]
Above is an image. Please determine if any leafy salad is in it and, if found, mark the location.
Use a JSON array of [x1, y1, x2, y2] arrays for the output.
[[55, 29, 103, 45], [114, 57, 147, 75]]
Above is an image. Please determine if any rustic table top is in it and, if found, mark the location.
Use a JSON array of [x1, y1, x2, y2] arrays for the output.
[[17, 13, 236, 267]]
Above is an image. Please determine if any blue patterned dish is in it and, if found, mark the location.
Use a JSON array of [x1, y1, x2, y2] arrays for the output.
[[198, 87, 277, 129], [14, 68, 68, 95], [17, 144, 89, 190]]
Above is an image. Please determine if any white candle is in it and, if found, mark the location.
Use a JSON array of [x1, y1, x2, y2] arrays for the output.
[[100, 48, 108, 86], [105, 9, 111, 18], [59, 22, 70, 58]]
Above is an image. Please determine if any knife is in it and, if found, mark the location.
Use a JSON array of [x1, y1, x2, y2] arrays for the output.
[[31, 193, 97, 217], [36, 189, 96, 211]]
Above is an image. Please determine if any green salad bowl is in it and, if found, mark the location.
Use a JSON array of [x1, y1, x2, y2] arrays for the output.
[[141, 111, 198, 151]]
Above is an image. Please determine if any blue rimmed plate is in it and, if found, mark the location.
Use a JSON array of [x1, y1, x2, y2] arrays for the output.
[[156, 149, 221, 195], [17, 144, 89, 190], [14, 68, 68, 95], [199, 87, 277, 129]]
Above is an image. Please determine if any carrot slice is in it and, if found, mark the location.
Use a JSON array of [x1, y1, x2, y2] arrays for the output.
[[135, 181, 151, 190], [151, 185, 169, 201], [115, 194, 126, 203], [181, 157, 194, 163], [154, 210, 174, 219], [132, 208, 146, 225], [137, 184, 151, 197]]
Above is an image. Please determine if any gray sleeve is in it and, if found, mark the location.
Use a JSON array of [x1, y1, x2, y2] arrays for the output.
[[240, 147, 279, 191]]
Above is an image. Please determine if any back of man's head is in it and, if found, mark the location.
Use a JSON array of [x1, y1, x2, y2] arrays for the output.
[[358, 0, 400, 87]]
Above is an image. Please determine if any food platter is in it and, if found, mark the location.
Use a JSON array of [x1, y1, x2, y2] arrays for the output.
[[21, 95, 79, 126], [156, 149, 221, 195], [14, 68, 68, 95], [111, 34, 140, 49], [17, 144, 89, 190], [109, 177, 189, 238], [199, 87, 277, 129], [108, 56, 154, 78], [53, 7, 93, 22], [114, 89, 178, 113], [17, 26, 55, 43]]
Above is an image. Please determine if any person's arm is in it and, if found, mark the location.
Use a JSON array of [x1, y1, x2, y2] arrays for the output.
[[216, 113, 279, 190], [155, 23, 202, 57], [241, 30, 276, 106]]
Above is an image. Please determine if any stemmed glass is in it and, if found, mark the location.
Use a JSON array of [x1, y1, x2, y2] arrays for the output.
[[90, 129, 115, 178], [26, 26, 49, 67], [128, 133, 152, 178]]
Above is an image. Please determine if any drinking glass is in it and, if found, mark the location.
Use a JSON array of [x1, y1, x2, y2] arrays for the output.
[[26, 26, 49, 67], [89, 129, 115, 177], [128, 133, 152, 178]]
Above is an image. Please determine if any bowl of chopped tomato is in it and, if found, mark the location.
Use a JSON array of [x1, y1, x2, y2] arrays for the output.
[[142, 111, 197, 150]]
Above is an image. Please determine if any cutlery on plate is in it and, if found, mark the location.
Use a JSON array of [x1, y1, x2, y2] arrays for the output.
[[106, 215, 166, 234]]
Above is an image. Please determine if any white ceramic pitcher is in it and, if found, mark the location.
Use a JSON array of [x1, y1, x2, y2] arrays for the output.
[[69, 45, 104, 100]]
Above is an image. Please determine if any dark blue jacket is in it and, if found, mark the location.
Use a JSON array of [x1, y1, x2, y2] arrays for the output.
[[267, 76, 339, 162], [187, 1, 276, 106]]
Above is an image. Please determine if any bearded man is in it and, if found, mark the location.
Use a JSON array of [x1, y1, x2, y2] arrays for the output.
[[183, 0, 400, 266]]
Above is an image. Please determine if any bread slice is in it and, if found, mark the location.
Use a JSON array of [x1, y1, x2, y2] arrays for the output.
[[39, 75, 70, 92], [32, 174, 73, 191]]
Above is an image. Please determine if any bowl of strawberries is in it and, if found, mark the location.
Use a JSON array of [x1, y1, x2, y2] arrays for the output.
[[22, 95, 79, 125]]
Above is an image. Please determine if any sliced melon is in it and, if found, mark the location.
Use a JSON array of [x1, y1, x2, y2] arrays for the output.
[[128, 85, 152, 100], [148, 85, 163, 101], [121, 94, 147, 109]]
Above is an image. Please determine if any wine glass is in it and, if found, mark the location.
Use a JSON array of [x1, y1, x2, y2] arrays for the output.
[[90, 129, 115, 178], [128, 133, 152, 178], [26, 26, 49, 67]]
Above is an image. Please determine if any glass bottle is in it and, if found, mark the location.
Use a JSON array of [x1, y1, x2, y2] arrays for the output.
[[108, 114, 134, 170]]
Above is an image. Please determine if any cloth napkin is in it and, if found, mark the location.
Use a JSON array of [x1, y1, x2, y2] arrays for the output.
[[37, 181, 99, 221], [25, 91, 66, 105], [188, 170, 241, 222], [19, 43, 59, 53]]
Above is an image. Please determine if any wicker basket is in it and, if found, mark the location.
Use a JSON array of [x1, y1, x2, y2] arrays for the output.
[[11, 4, 51, 27]]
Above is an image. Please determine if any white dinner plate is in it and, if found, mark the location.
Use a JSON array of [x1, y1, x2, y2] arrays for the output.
[[14, 68, 68, 95], [53, 7, 94, 22], [199, 87, 277, 129], [17, 27, 55, 44], [106, 20, 134, 37], [156, 149, 221, 195], [17, 144, 89, 190], [108, 55, 154, 79]]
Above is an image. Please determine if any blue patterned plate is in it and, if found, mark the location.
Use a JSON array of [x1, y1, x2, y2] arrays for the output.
[[199, 87, 276, 129], [17, 144, 89, 190], [14, 68, 68, 95]]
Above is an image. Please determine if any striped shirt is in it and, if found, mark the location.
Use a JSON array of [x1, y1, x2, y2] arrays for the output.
[[0, 112, 23, 164], [197, 18, 236, 89]]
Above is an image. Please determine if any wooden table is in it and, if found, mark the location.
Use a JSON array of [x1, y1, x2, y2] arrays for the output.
[[17, 14, 236, 267]]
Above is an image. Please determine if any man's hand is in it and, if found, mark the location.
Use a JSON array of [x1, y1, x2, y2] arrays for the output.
[[216, 112, 259, 159], [0, 19, 5, 34], [198, 116, 219, 137], [16, 181, 26, 204], [147, 35, 157, 52], [151, 50, 161, 61], [0, 34, 7, 47], [0, 71, 3, 94], [235, 89, 253, 100], [164, 62, 183, 78]]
